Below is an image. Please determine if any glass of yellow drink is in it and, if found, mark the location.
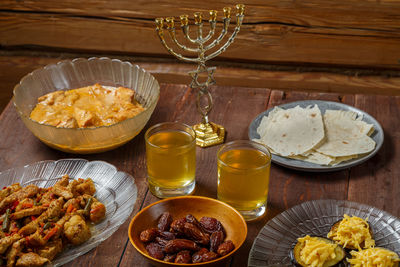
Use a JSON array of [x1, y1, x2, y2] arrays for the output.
[[145, 122, 196, 198], [217, 140, 271, 221]]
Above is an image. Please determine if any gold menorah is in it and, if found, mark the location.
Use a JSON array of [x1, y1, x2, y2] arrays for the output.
[[155, 4, 245, 147]]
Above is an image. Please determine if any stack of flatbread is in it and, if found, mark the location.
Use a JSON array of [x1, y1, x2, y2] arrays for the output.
[[253, 105, 376, 166]]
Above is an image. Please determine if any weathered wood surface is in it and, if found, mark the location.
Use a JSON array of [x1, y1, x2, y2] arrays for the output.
[[0, 83, 399, 266], [347, 94, 400, 215], [2, 54, 400, 114], [1, 0, 400, 69]]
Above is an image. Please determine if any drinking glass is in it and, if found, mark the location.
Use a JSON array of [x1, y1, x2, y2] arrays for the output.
[[145, 122, 196, 198], [217, 140, 271, 221]]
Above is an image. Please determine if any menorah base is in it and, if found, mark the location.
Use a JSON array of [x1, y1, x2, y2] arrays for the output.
[[193, 122, 225, 147]]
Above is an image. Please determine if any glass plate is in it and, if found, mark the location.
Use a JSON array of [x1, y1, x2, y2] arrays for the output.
[[0, 159, 137, 266], [248, 100, 384, 172], [248, 199, 400, 267]]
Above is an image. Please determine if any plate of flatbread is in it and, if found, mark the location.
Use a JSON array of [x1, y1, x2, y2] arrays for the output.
[[249, 100, 384, 172]]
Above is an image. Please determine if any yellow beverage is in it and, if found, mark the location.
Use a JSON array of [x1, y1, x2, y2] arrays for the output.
[[217, 142, 271, 220], [145, 122, 196, 198]]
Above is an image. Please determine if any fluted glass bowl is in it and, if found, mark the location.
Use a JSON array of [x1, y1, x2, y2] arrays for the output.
[[0, 159, 137, 266], [13, 57, 160, 154]]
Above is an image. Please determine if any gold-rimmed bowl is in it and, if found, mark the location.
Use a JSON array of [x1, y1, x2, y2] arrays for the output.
[[13, 57, 160, 154], [128, 196, 248, 267]]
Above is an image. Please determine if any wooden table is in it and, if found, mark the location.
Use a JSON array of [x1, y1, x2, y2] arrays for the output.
[[0, 84, 399, 266]]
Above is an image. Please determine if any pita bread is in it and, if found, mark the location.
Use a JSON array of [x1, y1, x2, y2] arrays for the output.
[[254, 106, 376, 166], [256, 105, 325, 157], [289, 151, 334, 165], [289, 151, 358, 166], [316, 110, 375, 158]]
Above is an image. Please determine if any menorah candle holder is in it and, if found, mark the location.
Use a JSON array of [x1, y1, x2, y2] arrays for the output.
[[155, 4, 245, 147]]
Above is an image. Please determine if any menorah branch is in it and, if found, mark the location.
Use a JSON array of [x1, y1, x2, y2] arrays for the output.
[[202, 10, 218, 43], [194, 12, 203, 41], [203, 18, 230, 51], [182, 25, 198, 44], [156, 29, 198, 63], [202, 21, 217, 44], [168, 28, 199, 53], [205, 14, 244, 61]]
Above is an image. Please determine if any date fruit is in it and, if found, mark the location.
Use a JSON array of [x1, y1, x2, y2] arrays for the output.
[[183, 222, 210, 245], [217, 240, 235, 256], [164, 239, 199, 254], [140, 228, 158, 243], [192, 248, 218, 263], [145, 242, 164, 260], [155, 237, 168, 247], [170, 217, 187, 234], [158, 231, 176, 240], [139, 213, 235, 264], [163, 254, 177, 262], [202, 251, 218, 262], [192, 248, 208, 263], [200, 217, 225, 235], [210, 231, 224, 252], [158, 212, 173, 231], [175, 250, 192, 263], [186, 214, 201, 228]]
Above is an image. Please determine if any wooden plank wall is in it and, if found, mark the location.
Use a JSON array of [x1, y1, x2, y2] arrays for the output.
[[2, 0, 400, 68], [1, 0, 400, 111]]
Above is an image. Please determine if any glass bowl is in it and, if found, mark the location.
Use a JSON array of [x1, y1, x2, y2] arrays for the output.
[[0, 158, 137, 266], [13, 57, 160, 154]]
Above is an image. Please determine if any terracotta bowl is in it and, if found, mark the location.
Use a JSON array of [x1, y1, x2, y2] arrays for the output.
[[128, 196, 247, 267]]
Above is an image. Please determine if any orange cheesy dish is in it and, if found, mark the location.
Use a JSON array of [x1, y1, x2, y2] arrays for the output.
[[29, 84, 145, 128]]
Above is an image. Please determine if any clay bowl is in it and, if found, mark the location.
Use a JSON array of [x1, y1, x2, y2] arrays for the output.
[[128, 196, 247, 267]]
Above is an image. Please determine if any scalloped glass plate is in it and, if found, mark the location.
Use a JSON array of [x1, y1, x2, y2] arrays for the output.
[[248, 199, 400, 267], [0, 159, 137, 266]]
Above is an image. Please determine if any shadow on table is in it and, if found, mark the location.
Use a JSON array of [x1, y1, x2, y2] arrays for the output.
[[347, 128, 394, 180]]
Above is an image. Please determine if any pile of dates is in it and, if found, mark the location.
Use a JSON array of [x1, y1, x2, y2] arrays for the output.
[[139, 212, 235, 263]]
